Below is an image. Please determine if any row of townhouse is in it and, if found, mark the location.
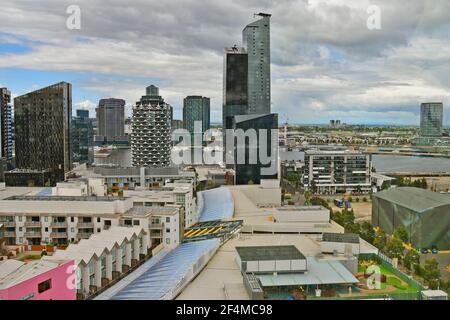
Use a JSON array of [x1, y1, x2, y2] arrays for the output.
[[43, 226, 151, 299], [0, 195, 183, 248]]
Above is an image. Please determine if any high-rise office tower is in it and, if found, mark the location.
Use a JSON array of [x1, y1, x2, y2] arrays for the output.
[[95, 98, 126, 144], [9, 82, 72, 185], [232, 113, 279, 185], [420, 103, 443, 137], [0, 88, 13, 162], [183, 96, 210, 140], [131, 85, 172, 168], [72, 109, 94, 163], [243, 13, 271, 115]]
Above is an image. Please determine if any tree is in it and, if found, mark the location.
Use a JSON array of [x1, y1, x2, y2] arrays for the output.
[[404, 249, 420, 272], [373, 228, 388, 252], [360, 221, 376, 244], [422, 258, 441, 289], [385, 236, 405, 260], [393, 226, 409, 244]]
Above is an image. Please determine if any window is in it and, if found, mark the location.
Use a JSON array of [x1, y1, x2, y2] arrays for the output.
[[71, 228, 75, 233], [44, 217, 48, 222], [38, 279, 52, 294], [166, 238, 171, 245], [18, 216, 22, 222], [97, 228, 101, 233], [97, 217, 101, 223], [166, 228, 171, 233], [71, 217, 75, 223], [45, 227, 48, 232], [133, 220, 140, 226], [166, 217, 170, 223]]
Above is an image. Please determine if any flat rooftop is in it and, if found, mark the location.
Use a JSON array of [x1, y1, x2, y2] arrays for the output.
[[236, 245, 306, 261], [3, 195, 126, 202], [322, 233, 360, 244]]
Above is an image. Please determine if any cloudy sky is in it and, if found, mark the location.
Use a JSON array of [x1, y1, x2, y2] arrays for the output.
[[0, 0, 449, 125]]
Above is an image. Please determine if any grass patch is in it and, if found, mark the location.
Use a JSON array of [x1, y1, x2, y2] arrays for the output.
[[18, 255, 41, 261]]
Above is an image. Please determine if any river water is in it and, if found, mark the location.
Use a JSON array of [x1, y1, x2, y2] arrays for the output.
[[95, 148, 449, 174]]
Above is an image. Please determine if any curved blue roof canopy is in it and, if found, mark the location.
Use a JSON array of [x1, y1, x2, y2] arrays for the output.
[[198, 187, 234, 222]]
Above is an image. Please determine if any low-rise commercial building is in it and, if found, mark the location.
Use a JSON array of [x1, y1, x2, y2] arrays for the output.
[[372, 187, 450, 250], [321, 233, 360, 255]]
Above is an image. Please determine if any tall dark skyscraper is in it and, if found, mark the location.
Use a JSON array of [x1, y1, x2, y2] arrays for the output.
[[72, 109, 94, 163], [0, 88, 13, 162], [7, 82, 72, 186], [222, 13, 279, 184], [183, 96, 211, 140], [95, 98, 126, 145], [243, 13, 271, 115], [223, 46, 248, 129], [131, 85, 172, 168]]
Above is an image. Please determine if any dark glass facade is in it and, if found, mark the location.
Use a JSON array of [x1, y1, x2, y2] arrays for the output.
[[232, 113, 278, 185], [183, 96, 210, 143], [96, 98, 126, 144], [11, 82, 72, 185], [72, 109, 94, 163], [420, 102, 443, 137], [0, 88, 13, 162]]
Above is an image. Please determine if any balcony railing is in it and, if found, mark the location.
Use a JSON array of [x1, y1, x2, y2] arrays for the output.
[[0, 221, 15, 227], [77, 233, 93, 239], [77, 222, 94, 228], [50, 232, 68, 238], [3, 231, 16, 237], [24, 221, 41, 227], [24, 232, 42, 238], [149, 223, 163, 229], [50, 222, 68, 227]]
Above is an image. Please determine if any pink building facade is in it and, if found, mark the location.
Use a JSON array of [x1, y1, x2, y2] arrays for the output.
[[0, 260, 76, 300]]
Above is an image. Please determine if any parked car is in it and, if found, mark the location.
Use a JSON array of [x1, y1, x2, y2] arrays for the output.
[[421, 248, 429, 254], [431, 246, 439, 254]]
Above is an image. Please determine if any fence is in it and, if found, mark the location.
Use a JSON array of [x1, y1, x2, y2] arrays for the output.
[[359, 252, 424, 300]]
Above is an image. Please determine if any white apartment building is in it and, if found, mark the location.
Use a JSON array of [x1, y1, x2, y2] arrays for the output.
[[0, 195, 181, 248], [44, 226, 151, 299]]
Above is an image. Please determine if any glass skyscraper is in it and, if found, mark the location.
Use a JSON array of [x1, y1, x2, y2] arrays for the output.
[[72, 109, 94, 163], [183, 96, 210, 141], [420, 102, 443, 137], [243, 13, 271, 115], [9, 82, 72, 185], [0, 88, 13, 162]]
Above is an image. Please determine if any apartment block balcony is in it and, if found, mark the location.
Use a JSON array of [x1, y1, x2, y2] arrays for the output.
[[24, 231, 42, 238], [50, 232, 68, 238], [24, 221, 41, 227], [3, 231, 16, 237], [50, 221, 68, 228], [77, 222, 94, 229], [150, 231, 162, 239], [76, 232, 93, 240], [0, 221, 15, 227], [149, 223, 163, 229]]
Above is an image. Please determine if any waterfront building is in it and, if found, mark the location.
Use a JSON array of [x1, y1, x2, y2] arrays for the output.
[[183, 96, 210, 143], [372, 187, 450, 250], [95, 98, 127, 145], [303, 150, 372, 195], [131, 86, 172, 168], [72, 109, 94, 163], [243, 13, 271, 115], [0, 88, 13, 163], [7, 82, 72, 186], [420, 103, 443, 137]]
